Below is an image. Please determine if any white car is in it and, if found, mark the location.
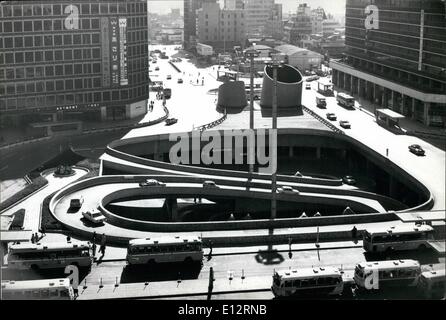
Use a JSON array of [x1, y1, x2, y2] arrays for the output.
[[82, 210, 106, 224], [203, 180, 219, 188], [139, 179, 166, 187], [277, 186, 299, 194]]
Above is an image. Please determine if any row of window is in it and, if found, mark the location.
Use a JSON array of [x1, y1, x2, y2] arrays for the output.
[[0, 85, 150, 111], [1, 33, 100, 48], [0, 36, 147, 57], [282, 276, 342, 288], [0, 46, 147, 66], [1, 71, 148, 95], [0, 16, 147, 33], [0, 2, 147, 18]]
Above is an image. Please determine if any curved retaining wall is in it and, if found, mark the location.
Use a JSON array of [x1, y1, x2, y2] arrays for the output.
[[260, 64, 303, 109], [50, 174, 406, 236], [103, 128, 434, 211]]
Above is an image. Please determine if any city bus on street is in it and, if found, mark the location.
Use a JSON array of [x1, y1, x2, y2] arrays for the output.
[[126, 236, 203, 265], [417, 269, 445, 299], [271, 266, 344, 297], [336, 93, 355, 109], [362, 224, 434, 253], [354, 259, 421, 291], [1, 278, 75, 300], [7, 241, 93, 270]]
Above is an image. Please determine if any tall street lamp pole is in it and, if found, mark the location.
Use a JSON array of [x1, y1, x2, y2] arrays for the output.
[[244, 48, 259, 176], [269, 55, 285, 220]]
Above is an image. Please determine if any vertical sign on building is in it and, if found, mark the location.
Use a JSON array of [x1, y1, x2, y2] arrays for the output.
[[119, 18, 128, 86], [110, 17, 120, 87], [101, 17, 111, 87]]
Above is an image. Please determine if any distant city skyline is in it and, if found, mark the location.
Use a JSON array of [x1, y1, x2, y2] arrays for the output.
[[147, 0, 346, 15]]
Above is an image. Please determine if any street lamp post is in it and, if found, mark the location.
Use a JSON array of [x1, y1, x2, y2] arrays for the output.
[[268, 54, 285, 220], [244, 48, 259, 176]]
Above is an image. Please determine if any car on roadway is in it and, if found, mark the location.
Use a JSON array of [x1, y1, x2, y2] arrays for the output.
[[82, 210, 106, 225], [409, 144, 425, 156], [342, 175, 356, 185], [305, 83, 311, 90], [203, 180, 219, 188], [152, 59, 157, 64], [165, 118, 178, 126], [139, 179, 166, 187], [69, 197, 84, 211], [167, 75, 172, 80], [326, 113, 337, 121], [155, 66, 159, 71], [339, 120, 351, 129], [278, 186, 300, 194], [294, 171, 303, 177], [177, 78, 183, 84]]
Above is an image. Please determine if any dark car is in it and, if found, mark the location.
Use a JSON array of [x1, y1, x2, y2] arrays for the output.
[[165, 118, 178, 126], [339, 120, 351, 129], [177, 78, 183, 84], [342, 175, 356, 185], [409, 144, 425, 156], [326, 113, 337, 121], [155, 67, 159, 71]]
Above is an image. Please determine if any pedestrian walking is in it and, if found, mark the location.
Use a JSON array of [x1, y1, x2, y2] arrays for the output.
[[351, 226, 358, 240], [99, 233, 107, 256], [92, 242, 97, 257], [208, 240, 213, 257], [31, 233, 35, 244], [92, 231, 97, 243], [66, 235, 71, 242]]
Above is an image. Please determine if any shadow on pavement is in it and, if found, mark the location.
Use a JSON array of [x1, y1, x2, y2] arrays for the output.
[[120, 262, 202, 283], [255, 249, 285, 265], [260, 108, 304, 118]]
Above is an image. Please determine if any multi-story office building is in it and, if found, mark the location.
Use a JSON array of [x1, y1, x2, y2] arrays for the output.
[[265, 3, 283, 39], [243, 0, 274, 36], [224, 0, 244, 10], [322, 19, 341, 36], [284, 11, 312, 45], [331, 0, 446, 127], [196, 1, 245, 50], [0, 0, 149, 128], [184, 0, 216, 50]]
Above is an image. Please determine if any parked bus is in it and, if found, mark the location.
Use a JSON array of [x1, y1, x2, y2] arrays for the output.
[[126, 236, 203, 265], [354, 259, 421, 291], [271, 266, 344, 297], [417, 269, 445, 299], [1, 278, 75, 300], [7, 241, 93, 270], [363, 224, 434, 253], [336, 93, 355, 109]]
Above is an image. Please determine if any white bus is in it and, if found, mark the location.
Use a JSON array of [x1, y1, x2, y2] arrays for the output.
[[7, 241, 93, 270], [417, 269, 446, 299], [1, 278, 75, 300], [271, 266, 344, 297], [127, 236, 203, 265], [363, 224, 434, 253], [354, 259, 421, 291], [336, 93, 355, 109]]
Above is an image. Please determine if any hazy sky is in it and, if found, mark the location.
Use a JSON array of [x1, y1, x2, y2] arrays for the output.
[[147, 0, 346, 15]]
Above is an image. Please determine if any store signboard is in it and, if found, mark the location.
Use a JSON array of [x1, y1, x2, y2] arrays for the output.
[[110, 17, 120, 87], [101, 17, 111, 87], [119, 18, 128, 86]]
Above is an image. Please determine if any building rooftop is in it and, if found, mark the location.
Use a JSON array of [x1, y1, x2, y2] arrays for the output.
[[275, 44, 323, 57]]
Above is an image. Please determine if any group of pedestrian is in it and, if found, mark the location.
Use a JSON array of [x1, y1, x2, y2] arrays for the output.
[[91, 232, 107, 258], [156, 91, 164, 100], [30, 232, 43, 243], [149, 100, 154, 112]]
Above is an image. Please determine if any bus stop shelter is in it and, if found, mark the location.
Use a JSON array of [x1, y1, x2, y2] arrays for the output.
[[376, 108, 405, 128]]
